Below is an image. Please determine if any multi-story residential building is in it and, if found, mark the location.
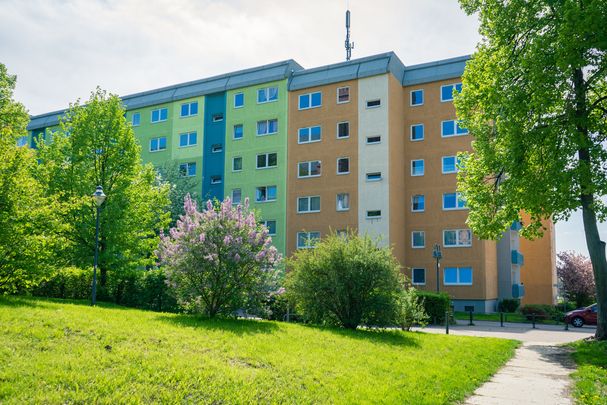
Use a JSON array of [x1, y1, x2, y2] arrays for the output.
[[25, 52, 556, 311]]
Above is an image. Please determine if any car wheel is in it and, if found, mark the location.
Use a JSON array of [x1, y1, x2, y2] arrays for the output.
[[572, 317, 584, 328]]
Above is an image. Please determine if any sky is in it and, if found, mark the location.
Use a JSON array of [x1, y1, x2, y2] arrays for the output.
[[1, 0, 605, 256]]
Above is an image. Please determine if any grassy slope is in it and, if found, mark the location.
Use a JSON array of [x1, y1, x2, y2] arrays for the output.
[[0, 297, 518, 404], [568, 340, 607, 405]]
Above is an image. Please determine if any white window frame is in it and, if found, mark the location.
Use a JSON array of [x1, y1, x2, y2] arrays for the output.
[[410, 123, 424, 141], [440, 83, 462, 102], [232, 156, 243, 172], [212, 113, 224, 123], [441, 120, 469, 137], [210, 176, 222, 185], [443, 229, 472, 248], [411, 231, 425, 248], [411, 159, 425, 176], [337, 86, 350, 104], [298, 160, 322, 178], [231, 188, 242, 204], [149, 136, 167, 152], [256, 152, 278, 170], [297, 195, 321, 214], [442, 192, 467, 211], [257, 87, 278, 104], [442, 156, 458, 174], [180, 101, 198, 118], [336, 193, 350, 212], [366, 99, 381, 109], [444, 267, 473, 286], [297, 231, 320, 249], [411, 194, 425, 212], [151, 108, 168, 123], [257, 119, 278, 136], [298, 125, 322, 144], [336, 121, 350, 139], [261, 220, 277, 236], [131, 112, 141, 127], [298, 91, 322, 110], [234, 92, 244, 108], [179, 131, 197, 148], [366, 172, 382, 182], [233, 124, 244, 140], [336, 157, 350, 175], [410, 89, 424, 106], [366, 135, 381, 145], [412, 268, 426, 285], [179, 162, 196, 177], [211, 144, 223, 153], [366, 210, 382, 219], [255, 185, 277, 203]]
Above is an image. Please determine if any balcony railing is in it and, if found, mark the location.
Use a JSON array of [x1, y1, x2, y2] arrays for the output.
[[512, 283, 525, 298], [511, 249, 524, 265]]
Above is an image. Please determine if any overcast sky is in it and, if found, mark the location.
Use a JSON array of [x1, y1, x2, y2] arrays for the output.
[[1, 0, 604, 256]]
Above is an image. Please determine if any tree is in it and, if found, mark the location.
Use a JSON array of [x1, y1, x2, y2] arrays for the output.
[[157, 196, 281, 317], [0, 63, 64, 292], [36, 88, 170, 287], [396, 287, 429, 331], [456, 0, 607, 339], [557, 251, 596, 308], [156, 161, 201, 227], [286, 231, 402, 329]]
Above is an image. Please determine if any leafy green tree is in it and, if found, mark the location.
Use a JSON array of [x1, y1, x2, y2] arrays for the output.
[[156, 161, 201, 227], [456, 0, 607, 339], [0, 63, 64, 292], [286, 231, 402, 329], [36, 88, 170, 287]]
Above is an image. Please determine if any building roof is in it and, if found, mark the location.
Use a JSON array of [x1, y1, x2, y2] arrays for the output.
[[27, 59, 304, 131], [402, 55, 470, 86], [288, 52, 406, 91]]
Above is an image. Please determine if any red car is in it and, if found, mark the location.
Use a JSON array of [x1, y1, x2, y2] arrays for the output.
[[565, 304, 598, 327]]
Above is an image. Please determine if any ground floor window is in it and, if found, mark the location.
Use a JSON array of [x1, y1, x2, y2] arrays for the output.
[[444, 267, 473, 285]]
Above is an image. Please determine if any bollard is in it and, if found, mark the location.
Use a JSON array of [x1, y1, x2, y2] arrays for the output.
[[445, 310, 449, 335], [500, 312, 504, 327], [532, 313, 536, 329], [468, 310, 474, 326], [433, 316, 437, 326], [565, 320, 569, 331]]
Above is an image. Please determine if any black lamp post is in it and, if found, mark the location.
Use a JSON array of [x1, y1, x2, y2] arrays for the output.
[[432, 243, 442, 293], [91, 185, 106, 306]]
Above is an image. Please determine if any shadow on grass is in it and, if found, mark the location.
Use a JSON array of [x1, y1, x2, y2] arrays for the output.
[[569, 340, 607, 368], [0, 295, 138, 311], [0, 295, 45, 308], [301, 324, 420, 348], [155, 313, 280, 336]]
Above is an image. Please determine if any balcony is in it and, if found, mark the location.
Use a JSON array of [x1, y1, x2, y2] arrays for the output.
[[511, 249, 524, 265], [512, 283, 525, 299], [510, 221, 523, 231]]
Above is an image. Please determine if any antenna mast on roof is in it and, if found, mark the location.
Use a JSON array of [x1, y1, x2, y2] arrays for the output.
[[345, 9, 354, 61]]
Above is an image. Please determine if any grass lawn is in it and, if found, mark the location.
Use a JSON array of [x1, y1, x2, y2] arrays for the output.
[[454, 311, 560, 325], [568, 339, 607, 404], [0, 296, 518, 404]]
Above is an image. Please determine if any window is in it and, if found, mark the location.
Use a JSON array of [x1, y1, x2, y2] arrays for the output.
[[410, 89, 424, 106], [232, 188, 242, 204], [256, 186, 277, 202], [412, 195, 425, 212], [337, 86, 350, 103], [298, 92, 322, 110], [443, 229, 472, 247], [412, 268, 426, 285], [131, 112, 141, 126], [298, 126, 321, 143], [210, 176, 222, 185], [442, 120, 468, 137], [212, 113, 223, 122], [256, 153, 277, 169], [179, 131, 197, 147], [234, 92, 244, 108], [336, 193, 350, 211], [337, 157, 350, 174], [411, 159, 425, 176], [366, 99, 381, 108], [410, 124, 424, 141], [211, 144, 223, 153], [442, 192, 467, 210], [179, 162, 196, 177], [151, 108, 168, 123], [297, 231, 320, 249], [180, 101, 198, 117], [257, 119, 278, 136], [441, 83, 463, 102], [444, 267, 473, 285], [16, 136, 28, 147], [366, 172, 382, 181], [232, 157, 242, 172], [337, 122, 349, 139], [261, 220, 277, 235], [150, 137, 167, 152], [366, 210, 382, 219], [297, 196, 321, 213], [233, 124, 243, 140], [442, 156, 458, 174], [412, 231, 425, 248], [364, 136, 380, 145], [298, 160, 321, 178], [257, 87, 278, 103]]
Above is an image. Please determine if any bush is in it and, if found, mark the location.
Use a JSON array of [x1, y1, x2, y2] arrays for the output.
[[262, 289, 290, 321], [519, 304, 553, 320], [286, 231, 402, 329], [416, 291, 451, 324], [397, 287, 429, 331], [32, 267, 92, 299], [498, 298, 520, 313]]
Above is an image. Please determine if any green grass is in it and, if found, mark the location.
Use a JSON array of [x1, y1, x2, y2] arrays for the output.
[[568, 340, 607, 404], [454, 311, 560, 325], [0, 296, 518, 404]]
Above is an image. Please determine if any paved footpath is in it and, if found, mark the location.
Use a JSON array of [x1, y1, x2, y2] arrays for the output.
[[412, 321, 596, 404]]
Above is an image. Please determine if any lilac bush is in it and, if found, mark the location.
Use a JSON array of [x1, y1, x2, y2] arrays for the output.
[[157, 195, 281, 317], [557, 251, 596, 308]]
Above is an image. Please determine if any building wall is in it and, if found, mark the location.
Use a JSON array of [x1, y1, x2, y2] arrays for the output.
[[287, 80, 359, 255], [202, 92, 226, 201], [520, 220, 557, 305], [224, 80, 289, 255]]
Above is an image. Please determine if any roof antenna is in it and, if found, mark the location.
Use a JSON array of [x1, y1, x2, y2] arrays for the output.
[[345, 7, 354, 61]]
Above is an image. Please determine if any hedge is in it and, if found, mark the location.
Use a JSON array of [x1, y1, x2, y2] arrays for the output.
[[416, 291, 451, 324]]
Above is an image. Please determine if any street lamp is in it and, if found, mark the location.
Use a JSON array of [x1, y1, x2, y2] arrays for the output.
[[91, 185, 106, 306], [432, 243, 442, 293]]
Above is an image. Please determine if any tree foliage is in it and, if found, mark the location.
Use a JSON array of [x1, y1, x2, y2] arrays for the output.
[[156, 161, 201, 227], [157, 196, 281, 317], [457, 0, 607, 339], [286, 231, 402, 329], [36, 88, 170, 286], [557, 251, 596, 308], [0, 62, 64, 292]]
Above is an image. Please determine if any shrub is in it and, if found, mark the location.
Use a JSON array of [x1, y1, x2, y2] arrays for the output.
[[557, 251, 596, 308], [261, 288, 290, 321], [519, 304, 554, 320], [157, 196, 281, 318], [286, 231, 402, 329], [498, 298, 520, 313], [416, 291, 451, 324], [32, 267, 92, 299], [139, 269, 178, 312], [397, 287, 429, 331]]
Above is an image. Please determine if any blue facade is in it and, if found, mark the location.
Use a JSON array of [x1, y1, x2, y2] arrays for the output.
[[202, 92, 226, 201]]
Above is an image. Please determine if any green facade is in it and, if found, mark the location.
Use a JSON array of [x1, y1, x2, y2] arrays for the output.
[[224, 80, 288, 254]]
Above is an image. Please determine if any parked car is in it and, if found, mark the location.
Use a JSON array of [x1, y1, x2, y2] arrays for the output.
[[565, 304, 597, 327]]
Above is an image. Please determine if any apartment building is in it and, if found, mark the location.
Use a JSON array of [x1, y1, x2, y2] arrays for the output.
[[25, 52, 557, 311]]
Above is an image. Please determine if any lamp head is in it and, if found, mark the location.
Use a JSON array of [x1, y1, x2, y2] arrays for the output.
[[93, 185, 106, 207]]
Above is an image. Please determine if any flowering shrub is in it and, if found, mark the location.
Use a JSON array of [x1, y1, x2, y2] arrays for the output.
[[557, 251, 596, 308], [157, 195, 281, 317]]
